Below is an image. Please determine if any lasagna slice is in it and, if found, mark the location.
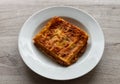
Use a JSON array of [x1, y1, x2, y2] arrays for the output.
[[33, 16, 88, 66]]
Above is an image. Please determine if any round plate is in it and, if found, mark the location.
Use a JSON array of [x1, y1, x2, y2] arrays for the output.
[[18, 6, 104, 80]]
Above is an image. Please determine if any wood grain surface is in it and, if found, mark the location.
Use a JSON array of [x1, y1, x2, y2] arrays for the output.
[[0, 0, 120, 84]]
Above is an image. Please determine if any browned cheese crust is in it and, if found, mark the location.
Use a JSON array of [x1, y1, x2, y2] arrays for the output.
[[33, 16, 89, 66]]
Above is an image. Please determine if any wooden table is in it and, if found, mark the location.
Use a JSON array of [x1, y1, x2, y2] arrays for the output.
[[0, 0, 120, 84]]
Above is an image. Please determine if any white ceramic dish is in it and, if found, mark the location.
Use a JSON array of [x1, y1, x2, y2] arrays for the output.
[[18, 6, 104, 80]]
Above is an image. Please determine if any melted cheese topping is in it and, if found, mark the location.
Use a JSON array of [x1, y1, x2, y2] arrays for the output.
[[33, 16, 88, 66]]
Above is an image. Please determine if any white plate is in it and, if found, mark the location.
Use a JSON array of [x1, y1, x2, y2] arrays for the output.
[[18, 6, 104, 80]]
